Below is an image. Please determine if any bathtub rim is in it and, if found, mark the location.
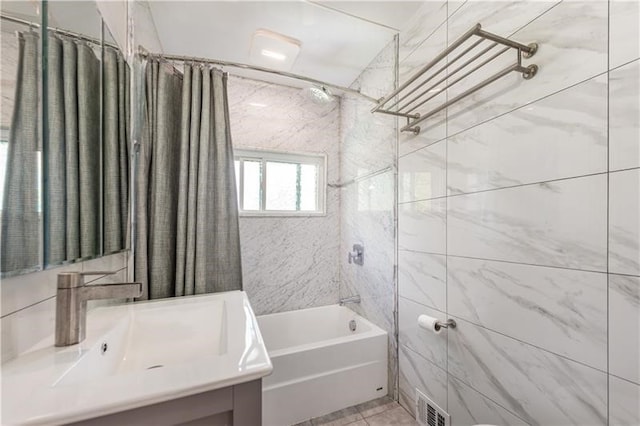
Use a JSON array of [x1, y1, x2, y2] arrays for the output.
[[257, 304, 388, 358]]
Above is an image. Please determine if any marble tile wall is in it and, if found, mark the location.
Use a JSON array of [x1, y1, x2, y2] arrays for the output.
[[339, 39, 397, 397], [396, 1, 640, 425], [227, 76, 341, 316]]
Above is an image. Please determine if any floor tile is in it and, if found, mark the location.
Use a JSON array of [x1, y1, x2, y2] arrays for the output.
[[311, 406, 363, 426], [365, 406, 418, 425], [356, 396, 396, 418]]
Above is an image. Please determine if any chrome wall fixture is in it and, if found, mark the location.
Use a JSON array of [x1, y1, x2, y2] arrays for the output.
[[372, 23, 539, 135]]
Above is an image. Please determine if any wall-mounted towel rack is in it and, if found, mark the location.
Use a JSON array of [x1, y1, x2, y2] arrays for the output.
[[372, 23, 538, 135]]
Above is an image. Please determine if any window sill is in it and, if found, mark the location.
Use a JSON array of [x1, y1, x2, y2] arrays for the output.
[[239, 211, 327, 218]]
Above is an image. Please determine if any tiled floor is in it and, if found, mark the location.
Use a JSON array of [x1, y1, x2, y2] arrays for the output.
[[293, 397, 418, 426]]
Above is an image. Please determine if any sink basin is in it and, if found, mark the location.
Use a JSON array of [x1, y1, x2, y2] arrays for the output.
[[56, 298, 228, 385], [2, 291, 272, 425]]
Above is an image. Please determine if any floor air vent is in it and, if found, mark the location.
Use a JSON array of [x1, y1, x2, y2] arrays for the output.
[[416, 389, 450, 426]]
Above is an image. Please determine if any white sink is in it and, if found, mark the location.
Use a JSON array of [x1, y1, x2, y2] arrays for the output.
[[2, 291, 272, 425]]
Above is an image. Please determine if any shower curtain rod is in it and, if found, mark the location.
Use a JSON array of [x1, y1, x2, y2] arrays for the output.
[[139, 49, 379, 104], [0, 13, 118, 49]]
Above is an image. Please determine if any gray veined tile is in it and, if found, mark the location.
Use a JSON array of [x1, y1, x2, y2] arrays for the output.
[[609, 274, 640, 385], [610, 0, 640, 70], [447, 174, 608, 272], [610, 375, 640, 426], [447, 74, 607, 195], [398, 344, 447, 415], [447, 257, 607, 370], [398, 297, 447, 369], [448, 375, 528, 426], [447, 0, 608, 136], [447, 1, 560, 46], [398, 18, 448, 158], [448, 318, 607, 425], [609, 168, 640, 276], [399, 141, 446, 203], [398, 251, 446, 312], [398, 198, 446, 255], [609, 60, 640, 172], [398, 0, 447, 63], [398, 109, 447, 158]]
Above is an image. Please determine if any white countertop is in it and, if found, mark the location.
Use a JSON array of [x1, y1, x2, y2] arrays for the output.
[[1, 291, 273, 425]]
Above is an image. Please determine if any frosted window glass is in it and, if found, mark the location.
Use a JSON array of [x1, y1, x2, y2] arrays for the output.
[[266, 161, 297, 210], [243, 160, 261, 210], [300, 164, 317, 211], [234, 160, 240, 207]]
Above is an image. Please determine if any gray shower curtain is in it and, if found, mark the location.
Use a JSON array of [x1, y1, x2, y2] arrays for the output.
[[1, 32, 40, 273], [46, 35, 100, 264], [103, 46, 130, 254], [46, 37, 129, 265], [135, 61, 242, 300]]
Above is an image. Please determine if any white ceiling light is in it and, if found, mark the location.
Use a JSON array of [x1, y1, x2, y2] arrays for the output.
[[250, 29, 301, 71], [260, 49, 287, 61]]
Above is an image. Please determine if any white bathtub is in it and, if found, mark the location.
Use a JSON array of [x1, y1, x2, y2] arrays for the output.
[[257, 305, 388, 426]]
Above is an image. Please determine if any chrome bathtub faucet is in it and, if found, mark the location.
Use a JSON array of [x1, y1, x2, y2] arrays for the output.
[[55, 271, 142, 347], [339, 295, 361, 306]]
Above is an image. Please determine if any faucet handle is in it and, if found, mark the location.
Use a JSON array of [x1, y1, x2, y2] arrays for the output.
[[57, 270, 121, 289]]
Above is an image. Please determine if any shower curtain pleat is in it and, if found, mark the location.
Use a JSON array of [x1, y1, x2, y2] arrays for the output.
[[62, 39, 81, 261], [77, 43, 100, 259], [46, 36, 69, 264], [0, 32, 40, 273], [206, 70, 243, 293], [136, 61, 242, 300], [147, 63, 183, 300], [103, 47, 131, 254], [45, 36, 101, 264]]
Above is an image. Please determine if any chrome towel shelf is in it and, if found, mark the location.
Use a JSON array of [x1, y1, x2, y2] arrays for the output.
[[372, 23, 538, 135]]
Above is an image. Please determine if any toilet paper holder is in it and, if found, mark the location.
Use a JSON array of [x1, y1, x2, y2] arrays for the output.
[[435, 319, 457, 331]]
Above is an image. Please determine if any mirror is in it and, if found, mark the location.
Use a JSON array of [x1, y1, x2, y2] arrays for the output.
[[0, 1, 42, 276], [0, 1, 131, 277]]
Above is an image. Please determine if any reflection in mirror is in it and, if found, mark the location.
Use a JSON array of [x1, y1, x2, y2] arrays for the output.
[[102, 35, 130, 256], [45, 8, 102, 265], [0, 1, 130, 277], [0, 3, 42, 276], [43, 2, 130, 267]]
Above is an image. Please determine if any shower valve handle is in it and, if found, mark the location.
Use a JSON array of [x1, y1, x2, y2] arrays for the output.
[[348, 244, 364, 265]]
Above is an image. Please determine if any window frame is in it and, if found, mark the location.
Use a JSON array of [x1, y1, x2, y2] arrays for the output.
[[234, 148, 327, 217]]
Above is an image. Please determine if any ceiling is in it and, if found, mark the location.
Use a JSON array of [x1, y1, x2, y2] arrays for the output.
[[1, 1, 113, 44], [147, 1, 423, 90]]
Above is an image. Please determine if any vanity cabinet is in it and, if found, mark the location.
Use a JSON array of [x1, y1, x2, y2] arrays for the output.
[[67, 380, 261, 426]]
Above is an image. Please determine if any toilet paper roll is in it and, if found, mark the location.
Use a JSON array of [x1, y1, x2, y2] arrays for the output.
[[417, 314, 442, 334]]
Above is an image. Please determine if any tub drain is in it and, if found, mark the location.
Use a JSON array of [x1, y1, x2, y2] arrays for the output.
[[147, 365, 164, 370], [349, 319, 357, 332]]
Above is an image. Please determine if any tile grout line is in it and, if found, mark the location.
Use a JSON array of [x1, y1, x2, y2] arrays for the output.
[[444, 0, 450, 413], [609, 372, 640, 388], [399, 251, 609, 276], [398, 65, 613, 160], [1, 265, 128, 319], [447, 373, 532, 426], [400, 296, 610, 375], [606, 0, 611, 423], [398, 169, 617, 206], [0, 294, 56, 319]]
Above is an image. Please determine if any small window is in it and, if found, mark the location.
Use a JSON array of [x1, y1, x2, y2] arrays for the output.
[[234, 149, 326, 216]]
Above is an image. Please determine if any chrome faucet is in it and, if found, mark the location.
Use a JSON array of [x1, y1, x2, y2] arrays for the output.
[[339, 295, 361, 306], [55, 271, 142, 347]]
